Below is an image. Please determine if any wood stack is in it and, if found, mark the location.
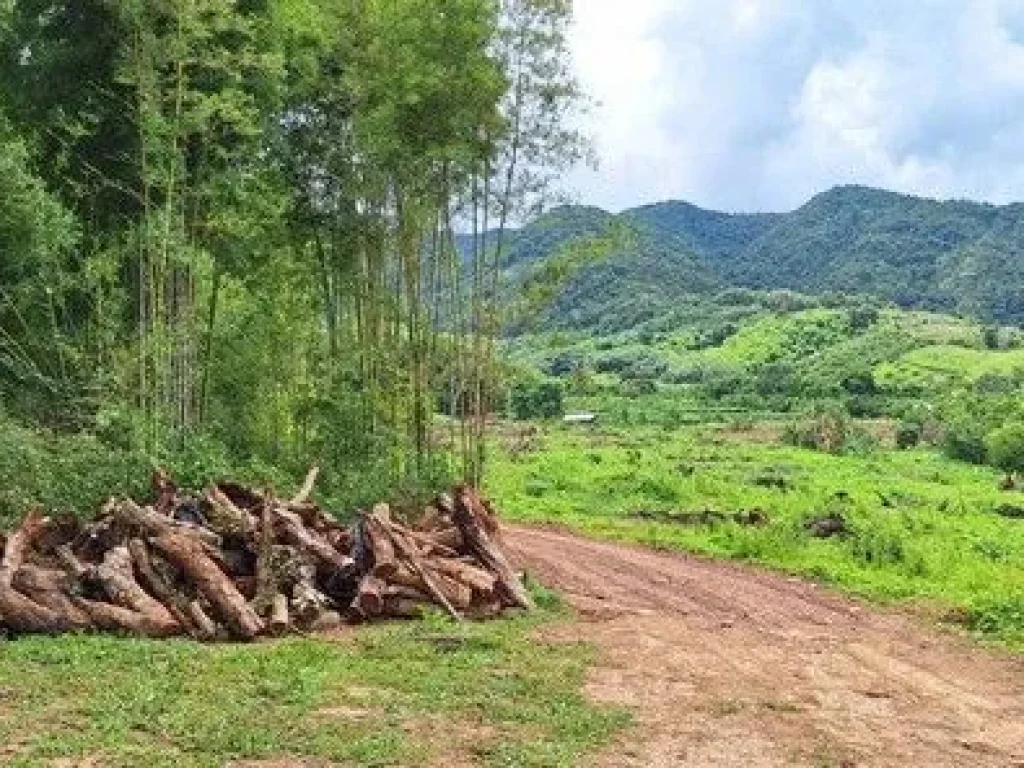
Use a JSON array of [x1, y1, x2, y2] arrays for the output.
[[0, 469, 531, 641]]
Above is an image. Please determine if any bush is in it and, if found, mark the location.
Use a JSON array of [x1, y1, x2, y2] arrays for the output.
[[895, 421, 922, 450], [985, 423, 1024, 481], [942, 421, 989, 465], [510, 379, 564, 420], [782, 407, 850, 454]]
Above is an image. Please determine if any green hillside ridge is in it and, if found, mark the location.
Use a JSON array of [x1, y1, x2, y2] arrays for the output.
[[498, 185, 1024, 330]]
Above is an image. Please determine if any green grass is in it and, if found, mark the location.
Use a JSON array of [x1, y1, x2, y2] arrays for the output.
[[0, 606, 628, 767], [486, 422, 1024, 648]]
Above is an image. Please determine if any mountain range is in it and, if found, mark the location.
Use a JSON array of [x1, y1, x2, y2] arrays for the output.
[[496, 185, 1024, 331]]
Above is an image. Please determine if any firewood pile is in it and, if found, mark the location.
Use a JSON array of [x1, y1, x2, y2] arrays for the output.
[[0, 468, 532, 641]]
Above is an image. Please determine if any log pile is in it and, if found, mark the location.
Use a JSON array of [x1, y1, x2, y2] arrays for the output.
[[0, 469, 530, 641]]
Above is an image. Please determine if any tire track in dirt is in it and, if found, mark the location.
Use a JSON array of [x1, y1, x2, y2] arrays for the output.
[[505, 525, 1024, 768]]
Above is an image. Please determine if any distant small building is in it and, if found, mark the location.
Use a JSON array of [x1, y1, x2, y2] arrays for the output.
[[562, 412, 598, 425]]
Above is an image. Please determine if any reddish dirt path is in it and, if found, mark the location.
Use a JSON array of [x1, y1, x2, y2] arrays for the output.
[[505, 525, 1024, 768]]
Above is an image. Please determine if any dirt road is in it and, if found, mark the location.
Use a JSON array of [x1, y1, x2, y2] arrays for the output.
[[505, 525, 1024, 768]]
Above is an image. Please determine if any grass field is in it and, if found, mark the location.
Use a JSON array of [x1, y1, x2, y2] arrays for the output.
[[486, 422, 1024, 648], [0, 601, 627, 767]]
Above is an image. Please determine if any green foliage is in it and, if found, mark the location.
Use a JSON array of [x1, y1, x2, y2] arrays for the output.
[[985, 423, 1024, 478], [493, 185, 1024, 336], [511, 378, 564, 420], [781, 407, 852, 455]]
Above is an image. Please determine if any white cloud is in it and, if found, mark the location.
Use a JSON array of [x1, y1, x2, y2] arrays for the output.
[[564, 0, 1024, 212]]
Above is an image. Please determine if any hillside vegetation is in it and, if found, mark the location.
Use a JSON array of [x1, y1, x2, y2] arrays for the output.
[[499, 185, 1024, 329]]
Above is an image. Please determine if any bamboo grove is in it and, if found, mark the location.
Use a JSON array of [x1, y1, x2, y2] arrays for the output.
[[0, 0, 587, 505]]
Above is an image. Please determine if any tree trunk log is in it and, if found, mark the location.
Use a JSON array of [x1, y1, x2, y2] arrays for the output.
[[274, 506, 353, 576], [203, 486, 256, 536], [151, 532, 264, 640], [268, 592, 290, 636], [453, 486, 533, 610], [95, 545, 180, 636], [0, 511, 71, 633], [127, 538, 201, 638], [111, 499, 221, 546]]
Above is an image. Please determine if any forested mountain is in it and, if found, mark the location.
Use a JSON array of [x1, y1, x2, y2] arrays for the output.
[[502, 185, 1024, 329]]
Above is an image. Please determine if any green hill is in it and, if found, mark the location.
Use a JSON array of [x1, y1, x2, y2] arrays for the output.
[[498, 185, 1024, 330]]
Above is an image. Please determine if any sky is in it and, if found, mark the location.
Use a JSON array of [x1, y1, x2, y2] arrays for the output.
[[566, 0, 1024, 214]]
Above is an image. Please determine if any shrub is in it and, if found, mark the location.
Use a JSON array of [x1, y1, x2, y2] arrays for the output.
[[985, 423, 1024, 483], [782, 407, 850, 454], [942, 421, 989, 465], [895, 421, 922, 450], [511, 379, 564, 420]]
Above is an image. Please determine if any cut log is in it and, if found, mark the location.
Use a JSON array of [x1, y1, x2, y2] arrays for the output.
[[274, 506, 353, 576], [426, 558, 497, 596], [452, 486, 533, 610], [151, 531, 264, 640], [71, 596, 178, 638], [94, 545, 179, 636], [127, 539, 200, 638], [363, 508, 397, 579], [0, 511, 71, 633], [291, 561, 330, 625], [352, 574, 385, 617], [204, 486, 257, 536], [268, 592, 290, 636], [388, 529, 462, 621], [187, 600, 219, 640], [110, 498, 221, 546]]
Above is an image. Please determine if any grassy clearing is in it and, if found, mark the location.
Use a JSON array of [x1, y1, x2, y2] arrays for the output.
[[0, 603, 628, 767], [487, 423, 1024, 648]]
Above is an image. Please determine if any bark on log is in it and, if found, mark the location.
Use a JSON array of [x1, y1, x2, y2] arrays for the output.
[[402, 528, 461, 558], [151, 532, 264, 640], [152, 467, 178, 516], [127, 539, 200, 637], [12, 565, 71, 594], [251, 501, 276, 616], [388, 530, 462, 620], [23, 588, 91, 629], [0, 511, 70, 633], [95, 545, 179, 636], [291, 562, 330, 625], [268, 592, 289, 636], [204, 486, 257, 536], [453, 486, 533, 610], [426, 557, 497, 596], [383, 596, 427, 618], [363, 510, 397, 579], [71, 596, 178, 638], [187, 600, 219, 640], [111, 499, 221, 546], [274, 506, 353, 576]]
